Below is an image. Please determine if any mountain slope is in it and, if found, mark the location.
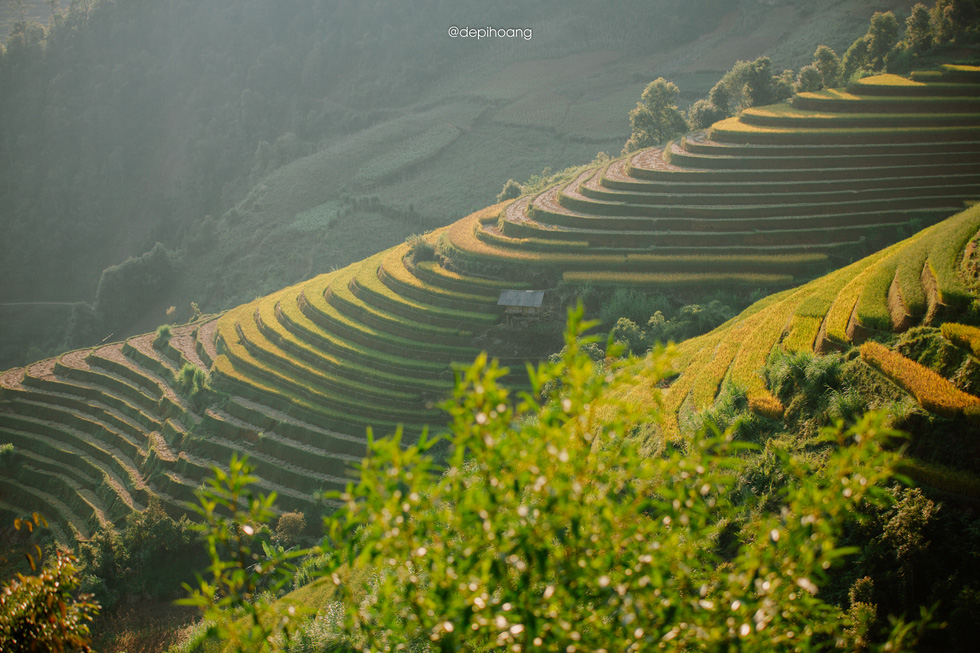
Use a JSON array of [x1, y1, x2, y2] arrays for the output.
[[0, 0, 922, 370], [1, 67, 979, 540]]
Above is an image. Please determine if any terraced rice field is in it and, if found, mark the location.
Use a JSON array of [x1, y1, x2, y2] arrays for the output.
[[656, 203, 980, 423], [477, 69, 980, 283], [639, 201, 980, 498], [2, 67, 980, 538]]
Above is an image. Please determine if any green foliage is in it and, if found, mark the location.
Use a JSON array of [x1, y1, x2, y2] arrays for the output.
[[275, 512, 307, 549], [646, 301, 737, 344], [179, 308, 943, 651], [841, 11, 899, 78], [813, 45, 841, 88], [405, 233, 436, 264], [179, 454, 309, 651], [771, 68, 796, 103], [598, 287, 671, 326], [496, 178, 522, 203], [77, 499, 199, 610], [622, 77, 687, 153], [604, 290, 737, 356], [0, 442, 13, 467], [310, 307, 919, 651], [795, 64, 824, 93], [881, 488, 939, 577], [0, 516, 100, 652], [176, 362, 213, 411], [931, 0, 980, 44], [154, 324, 173, 350], [904, 4, 934, 54], [767, 349, 845, 407], [842, 36, 871, 81], [735, 58, 775, 110], [866, 12, 900, 70], [694, 55, 800, 122], [696, 383, 777, 444], [93, 242, 177, 330], [610, 316, 646, 355], [687, 98, 724, 130], [708, 81, 732, 116]]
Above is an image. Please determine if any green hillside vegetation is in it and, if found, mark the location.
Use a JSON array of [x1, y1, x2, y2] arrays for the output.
[[620, 200, 980, 447], [2, 1, 980, 649], [0, 62, 978, 548], [171, 322, 935, 651]]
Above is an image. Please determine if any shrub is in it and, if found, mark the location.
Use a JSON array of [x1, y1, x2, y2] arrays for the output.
[[610, 317, 646, 355], [1, 516, 100, 652], [598, 287, 670, 327], [795, 64, 824, 93], [405, 233, 435, 263], [687, 98, 724, 130], [496, 178, 522, 202], [0, 443, 13, 467], [276, 512, 307, 548], [176, 362, 213, 411], [182, 307, 936, 651], [154, 324, 173, 350]]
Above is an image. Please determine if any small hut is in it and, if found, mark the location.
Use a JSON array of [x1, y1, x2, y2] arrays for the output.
[[498, 289, 545, 327]]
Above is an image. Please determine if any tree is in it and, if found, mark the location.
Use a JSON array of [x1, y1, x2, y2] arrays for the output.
[[772, 68, 795, 102], [866, 12, 900, 70], [842, 36, 870, 81], [904, 4, 933, 54], [742, 57, 775, 107], [687, 98, 724, 130], [795, 64, 824, 93], [708, 80, 732, 116], [710, 57, 782, 116], [496, 178, 522, 203], [813, 45, 841, 88], [622, 77, 687, 153], [931, 0, 980, 44]]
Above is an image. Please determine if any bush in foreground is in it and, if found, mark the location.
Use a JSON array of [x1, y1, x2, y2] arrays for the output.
[[0, 515, 100, 652], [181, 307, 931, 652]]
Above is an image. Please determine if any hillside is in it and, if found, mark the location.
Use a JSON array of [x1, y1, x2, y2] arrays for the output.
[[612, 200, 980, 470], [0, 0, 922, 370], [1, 66, 979, 544]]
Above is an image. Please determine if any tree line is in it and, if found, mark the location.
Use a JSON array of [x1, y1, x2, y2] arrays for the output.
[[624, 0, 980, 152]]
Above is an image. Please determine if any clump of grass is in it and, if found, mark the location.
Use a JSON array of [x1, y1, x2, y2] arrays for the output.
[[176, 363, 212, 411], [405, 234, 435, 263], [153, 324, 172, 350], [0, 443, 14, 467]]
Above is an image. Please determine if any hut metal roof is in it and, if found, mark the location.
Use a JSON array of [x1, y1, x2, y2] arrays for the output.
[[498, 290, 545, 308]]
